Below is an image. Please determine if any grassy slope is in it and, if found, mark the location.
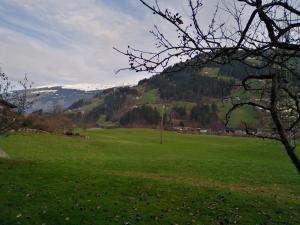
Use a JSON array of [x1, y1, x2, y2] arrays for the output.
[[1, 129, 299, 225], [201, 67, 234, 81], [83, 99, 103, 113], [217, 102, 258, 128], [143, 89, 159, 104]]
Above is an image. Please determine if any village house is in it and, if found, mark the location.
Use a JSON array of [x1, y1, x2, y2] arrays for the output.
[[172, 126, 211, 134]]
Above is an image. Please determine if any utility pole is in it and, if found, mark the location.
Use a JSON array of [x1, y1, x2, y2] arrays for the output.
[[160, 104, 165, 144]]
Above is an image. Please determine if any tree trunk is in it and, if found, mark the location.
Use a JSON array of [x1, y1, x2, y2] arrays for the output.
[[270, 73, 300, 174]]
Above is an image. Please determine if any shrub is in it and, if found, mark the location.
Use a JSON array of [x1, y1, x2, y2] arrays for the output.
[[23, 113, 75, 134]]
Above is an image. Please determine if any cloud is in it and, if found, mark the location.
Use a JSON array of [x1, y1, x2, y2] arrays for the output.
[[0, 0, 221, 89]]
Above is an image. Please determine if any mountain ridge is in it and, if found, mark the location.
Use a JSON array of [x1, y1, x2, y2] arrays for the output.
[[26, 86, 102, 113]]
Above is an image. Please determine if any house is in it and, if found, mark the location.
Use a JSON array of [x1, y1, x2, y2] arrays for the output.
[[224, 128, 257, 136], [172, 127, 211, 134]]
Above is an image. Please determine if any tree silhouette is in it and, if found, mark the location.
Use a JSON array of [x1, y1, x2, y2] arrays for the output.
[[116, 0, 300, 174]]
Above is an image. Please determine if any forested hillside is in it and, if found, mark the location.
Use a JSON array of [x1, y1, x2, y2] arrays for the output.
[[65, 61, 261, 130]]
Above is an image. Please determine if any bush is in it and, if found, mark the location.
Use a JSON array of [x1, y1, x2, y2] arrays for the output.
[[23, 113, 75, 134]]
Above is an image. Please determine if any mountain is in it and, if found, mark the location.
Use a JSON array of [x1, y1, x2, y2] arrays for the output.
[[26, 86, 101, 113], [65, 61, 260, 129]]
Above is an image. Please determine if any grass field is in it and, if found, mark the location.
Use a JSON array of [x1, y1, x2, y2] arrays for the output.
[[0, 129, 299, 225]]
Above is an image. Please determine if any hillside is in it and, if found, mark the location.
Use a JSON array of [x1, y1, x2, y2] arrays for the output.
[[65, 62, 260, 130]]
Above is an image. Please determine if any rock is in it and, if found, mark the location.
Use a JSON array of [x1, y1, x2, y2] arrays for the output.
[[0, 148, 11, 159]]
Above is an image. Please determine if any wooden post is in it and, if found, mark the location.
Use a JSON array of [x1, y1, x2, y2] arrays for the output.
[[160, 104, 165, 144]]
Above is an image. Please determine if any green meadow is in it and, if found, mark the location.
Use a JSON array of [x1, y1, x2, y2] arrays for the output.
[[0, 129, 299, 225]]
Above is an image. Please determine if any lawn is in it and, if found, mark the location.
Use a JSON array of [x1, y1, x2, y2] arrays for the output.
[[0, 129, 299, 225]]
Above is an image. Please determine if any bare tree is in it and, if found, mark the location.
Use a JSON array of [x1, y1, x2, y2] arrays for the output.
[[0, 69, 31, 135], [116, 0, 300, 174]]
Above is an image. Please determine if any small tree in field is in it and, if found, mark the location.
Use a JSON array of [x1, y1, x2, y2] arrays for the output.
[[0, 69, 30, 135], [116, 0, 300, 174]]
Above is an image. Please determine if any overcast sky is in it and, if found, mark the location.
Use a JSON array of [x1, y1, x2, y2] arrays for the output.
[[0, 0, 219, 90]]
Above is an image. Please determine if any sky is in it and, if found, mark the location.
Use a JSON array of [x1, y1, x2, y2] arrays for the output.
[[0, 0, 219, 90]]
